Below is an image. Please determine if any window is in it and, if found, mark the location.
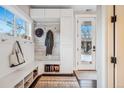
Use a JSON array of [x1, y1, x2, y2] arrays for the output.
[[5, 9, 14, 36], [0, 6, 5, 21], [16, 17, 26, 36], [0, 6, 14, 36], [0, 6, 28, 38], [0, 6, 5, 33]]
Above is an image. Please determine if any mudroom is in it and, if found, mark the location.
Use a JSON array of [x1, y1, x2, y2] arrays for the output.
[[0, 5, 106, 88]]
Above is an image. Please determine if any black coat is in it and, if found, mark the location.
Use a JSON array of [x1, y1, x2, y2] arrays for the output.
[[45, 30, 54, 56]]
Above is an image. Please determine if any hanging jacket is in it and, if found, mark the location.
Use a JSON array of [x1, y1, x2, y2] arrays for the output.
[[45, 30, 54, 56]]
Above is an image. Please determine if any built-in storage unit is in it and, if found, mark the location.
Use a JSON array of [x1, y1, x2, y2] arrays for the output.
[[30, 9, 60, 19], [24, 72, 33, 88], [60, 15, 74, 73], [15, 64, 38, 88], [0, 63, 38, 88], [34, 22, 60, 61], [30, 8, 74, 74], [15, 80, 24, 88]]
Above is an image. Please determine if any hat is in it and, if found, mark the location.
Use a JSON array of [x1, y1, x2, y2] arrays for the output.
[[35, 28, 44, 37]]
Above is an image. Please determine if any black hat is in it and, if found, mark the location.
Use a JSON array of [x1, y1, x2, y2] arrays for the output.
[[35, 28, 44, 37]]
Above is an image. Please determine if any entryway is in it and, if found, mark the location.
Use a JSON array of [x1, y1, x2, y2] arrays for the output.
[[74, 11, 97, 88]]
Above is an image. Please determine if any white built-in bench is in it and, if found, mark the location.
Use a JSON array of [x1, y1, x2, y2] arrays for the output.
[[0, 62, 38, 88], [74, 70, 97, 88]]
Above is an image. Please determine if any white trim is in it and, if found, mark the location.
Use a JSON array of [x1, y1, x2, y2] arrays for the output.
[[75, 14, 96, 20], [96, 5, 107, 88]]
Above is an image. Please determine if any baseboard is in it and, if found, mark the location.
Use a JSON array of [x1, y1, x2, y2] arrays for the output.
[[77, 70, 96, 71], [42, 73, 74, 76]]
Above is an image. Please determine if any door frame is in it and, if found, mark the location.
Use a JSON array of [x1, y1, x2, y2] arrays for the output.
[[74, 6, 108, 88], [96, 5, 108, 88]]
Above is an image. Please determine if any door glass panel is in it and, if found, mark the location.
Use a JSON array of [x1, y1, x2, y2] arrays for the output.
[[80, 18, 95, 62]]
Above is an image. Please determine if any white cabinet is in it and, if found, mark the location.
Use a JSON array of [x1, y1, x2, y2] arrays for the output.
[[60, 13, 74, 73], [45, 9, 60, 18], [60, 45, 73, 73], [0, 63, 38, 88], [30, 9, 73, 19], [15, 80, 24, 88], [30, 9, 44, 18], [36, 62, 44, 75], [61, 9, 73, 17], [30, 8, 74, 74], [30, 9, 60, 19], [60, 17, 73, 45]]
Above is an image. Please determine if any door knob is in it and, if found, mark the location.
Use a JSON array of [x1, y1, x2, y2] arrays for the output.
[[93, 46, 95, 52]]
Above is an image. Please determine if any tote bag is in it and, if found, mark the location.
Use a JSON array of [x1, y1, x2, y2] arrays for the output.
[[9, 41, 25, 67], [9, 49, 20, 67]]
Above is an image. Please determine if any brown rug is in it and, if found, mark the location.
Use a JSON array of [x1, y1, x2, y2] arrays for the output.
[[34, 76, 80, 88]]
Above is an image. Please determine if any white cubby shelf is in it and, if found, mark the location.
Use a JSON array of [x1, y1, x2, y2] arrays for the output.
[[0, 62, 38, 88]]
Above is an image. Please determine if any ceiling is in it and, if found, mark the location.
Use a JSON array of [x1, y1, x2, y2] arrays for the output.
[[30, 5, 96, 13]]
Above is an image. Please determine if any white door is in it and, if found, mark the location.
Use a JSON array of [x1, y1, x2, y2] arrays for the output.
[[76, 15, 96, 70]]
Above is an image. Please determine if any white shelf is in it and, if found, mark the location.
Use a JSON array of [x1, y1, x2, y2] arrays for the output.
[[24, 77, 33, 88], [0, 62, 38, 88], [14, 80, 24, 88], [24, 72, 33, 83]]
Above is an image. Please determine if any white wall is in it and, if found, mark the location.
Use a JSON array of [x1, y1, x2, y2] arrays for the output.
[[0, 5, 34, 79], [96, 5, 108, 88], [17, 5, 30, 16]]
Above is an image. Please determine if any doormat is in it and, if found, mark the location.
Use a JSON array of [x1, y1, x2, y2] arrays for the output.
[[33, 76, 80, 88]]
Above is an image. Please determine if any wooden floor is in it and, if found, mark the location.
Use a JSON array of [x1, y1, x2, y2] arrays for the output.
[[31, 75, 80, 88]]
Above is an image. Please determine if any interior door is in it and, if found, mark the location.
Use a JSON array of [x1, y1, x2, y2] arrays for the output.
[[108, 5, 124, 88], [76, 15, 96, 70], [116, 5, 124, 88]]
